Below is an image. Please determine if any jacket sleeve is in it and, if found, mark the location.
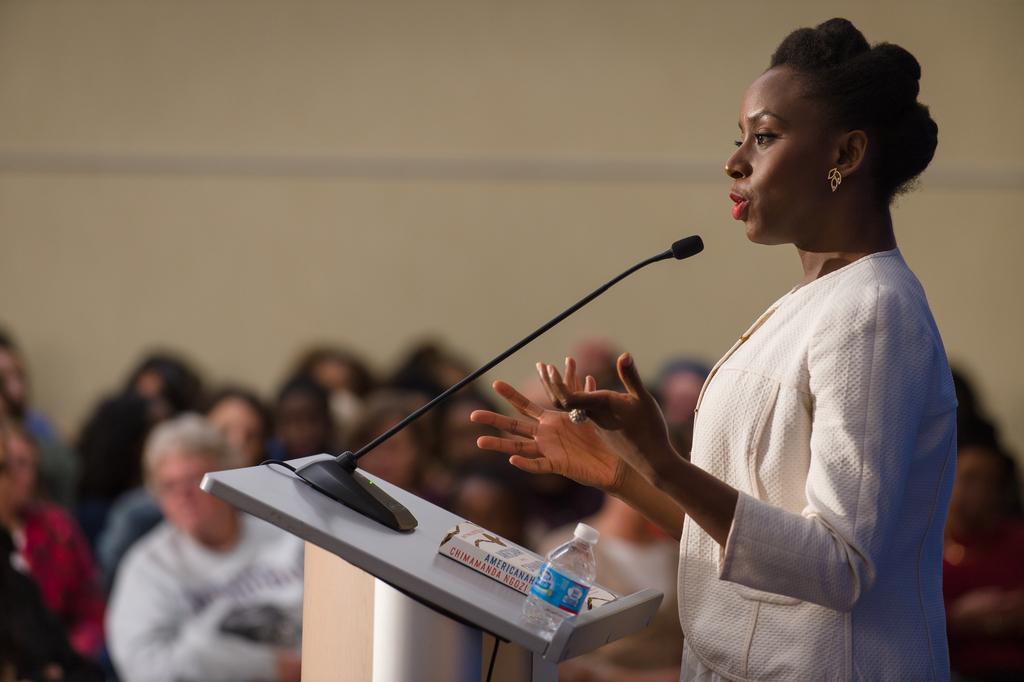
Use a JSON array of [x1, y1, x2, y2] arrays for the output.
[[106, 546, 279, 682], [718, 278, 936, 611]]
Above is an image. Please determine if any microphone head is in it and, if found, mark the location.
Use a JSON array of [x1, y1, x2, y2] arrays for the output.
[[671, 235, 704, 260]]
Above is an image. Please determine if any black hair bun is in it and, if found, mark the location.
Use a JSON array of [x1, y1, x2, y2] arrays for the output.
[[771, 18, 870, 68], [866, 43, 922, 106], [770, 18, 937, 203]]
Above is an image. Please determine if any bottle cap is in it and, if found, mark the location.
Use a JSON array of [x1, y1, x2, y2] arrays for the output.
[[573, 522, 599, 544]]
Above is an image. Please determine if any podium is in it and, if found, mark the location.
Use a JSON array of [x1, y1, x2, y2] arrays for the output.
[[201, 454, 663, 682]]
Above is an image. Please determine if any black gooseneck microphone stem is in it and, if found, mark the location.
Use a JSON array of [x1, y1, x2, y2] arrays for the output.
[[339, 245, 679, 470]]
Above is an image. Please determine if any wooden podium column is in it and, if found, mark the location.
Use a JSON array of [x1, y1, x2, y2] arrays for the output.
[[301, 541, 536, 682], [302, 542, 376, 681]]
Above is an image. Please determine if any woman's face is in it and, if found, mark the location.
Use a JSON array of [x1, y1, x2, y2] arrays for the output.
[[725, 67, 837, 247], [208, 397, 265, 466]]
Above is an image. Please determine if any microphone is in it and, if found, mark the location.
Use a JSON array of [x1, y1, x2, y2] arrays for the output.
[[293, 235, 704, 531]]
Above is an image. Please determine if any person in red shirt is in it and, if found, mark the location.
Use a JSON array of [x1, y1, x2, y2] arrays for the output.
[[943, 439, 1024, 679], [1, 419, 104, 682], [2, 422, 106, 659]]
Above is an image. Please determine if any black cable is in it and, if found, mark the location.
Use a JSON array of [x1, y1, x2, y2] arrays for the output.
[[260, 459, 298, 474], [486, 636, 500, 682]]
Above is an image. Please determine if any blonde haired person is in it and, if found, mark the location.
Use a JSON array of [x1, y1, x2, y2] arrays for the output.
[[107, 414, 303, 682]]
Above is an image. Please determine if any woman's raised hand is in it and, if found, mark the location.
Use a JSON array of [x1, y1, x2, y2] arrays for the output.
[[470, 357, 631, 492], [550, 352, 678, 483], [471, 353, 678, 492]]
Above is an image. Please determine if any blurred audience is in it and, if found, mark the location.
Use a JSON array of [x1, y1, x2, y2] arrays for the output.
[[348, 390, 434, 499], [449, 461, 530, 546], [205, 386, 274, 467], [943, 439, 1024, 680], [99, 385, 274, 594], [570, 338, 626, 393], [0, 423, 105, 658], [8, 325, 1024, 682], [107, 414, 303, 682], [0, 329, 79, 508], [388, 340, 475, 398], [0, 329, 60, 443], [290, 345, 376, 443], [953, 367, 1000, 450], [123, 352, 205, 422], [96, 485, 164, 596], [415, 391, 503, 503], [439, 392, 501, 469], [0, 423, 105, 682], [942, 368, 1024, 680], [268, 375, 336, 461], [74, 393, 155, 549], [524, 468, 603, 546], [653, 358, 710, 458]]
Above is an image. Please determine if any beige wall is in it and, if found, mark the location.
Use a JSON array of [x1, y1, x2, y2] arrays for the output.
[[1, 0, 1022, 457]]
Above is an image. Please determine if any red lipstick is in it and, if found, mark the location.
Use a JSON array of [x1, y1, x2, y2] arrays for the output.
[[729, 193, 749, 221]]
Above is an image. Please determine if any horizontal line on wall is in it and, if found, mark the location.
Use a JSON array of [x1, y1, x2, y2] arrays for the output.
[[0, 150, 1021, 189]]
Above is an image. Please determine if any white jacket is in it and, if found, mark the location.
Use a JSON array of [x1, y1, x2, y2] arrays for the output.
[[680, 250, 956, 681]]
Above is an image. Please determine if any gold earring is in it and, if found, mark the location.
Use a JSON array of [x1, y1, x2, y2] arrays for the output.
[[827, 168, 842, 192]]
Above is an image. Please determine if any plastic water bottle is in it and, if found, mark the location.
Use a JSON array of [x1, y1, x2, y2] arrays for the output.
[[523, 522, 599, 636]]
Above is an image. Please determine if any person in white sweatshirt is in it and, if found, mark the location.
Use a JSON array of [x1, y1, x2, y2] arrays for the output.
[[107, 414, 303, 682], [472, 17, 954, 682]]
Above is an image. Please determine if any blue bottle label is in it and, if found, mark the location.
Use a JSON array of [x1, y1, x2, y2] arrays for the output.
[[529, 563, 591, 615]]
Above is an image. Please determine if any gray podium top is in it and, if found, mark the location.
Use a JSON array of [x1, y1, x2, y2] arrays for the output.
[[201, 454, 662, 662]]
